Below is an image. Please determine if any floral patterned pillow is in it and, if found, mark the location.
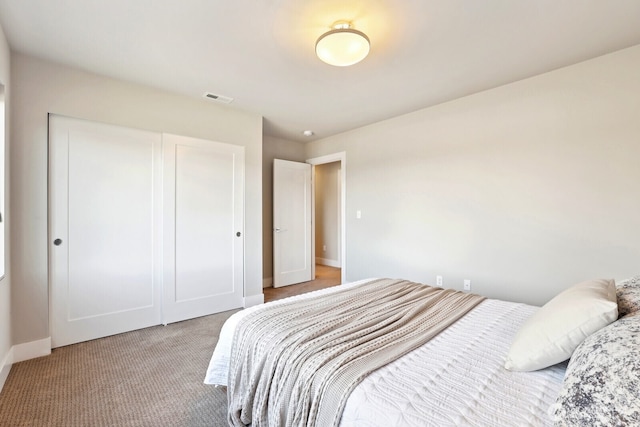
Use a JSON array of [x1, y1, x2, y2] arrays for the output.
[[616, 275, 640, 318], [551, 313, 640, 426]]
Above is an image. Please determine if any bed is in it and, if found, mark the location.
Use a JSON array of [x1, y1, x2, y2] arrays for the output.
[[205, 276, 640, 427]]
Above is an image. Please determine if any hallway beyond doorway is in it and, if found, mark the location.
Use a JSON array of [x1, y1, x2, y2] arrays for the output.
[[264, 265, 341, 303]]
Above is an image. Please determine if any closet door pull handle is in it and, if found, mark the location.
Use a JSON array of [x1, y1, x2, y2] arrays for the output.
[[53, 238, 63, 246]]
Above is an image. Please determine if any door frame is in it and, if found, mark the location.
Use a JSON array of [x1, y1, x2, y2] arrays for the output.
[[307, 152, 346, 283]]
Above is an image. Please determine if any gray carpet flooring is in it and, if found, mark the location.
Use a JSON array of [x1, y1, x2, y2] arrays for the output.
[[0, 310, 238, 427]]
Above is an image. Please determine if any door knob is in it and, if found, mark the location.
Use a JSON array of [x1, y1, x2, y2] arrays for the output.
[[236, 232, 241, 237], [53, 238, 63, 246]]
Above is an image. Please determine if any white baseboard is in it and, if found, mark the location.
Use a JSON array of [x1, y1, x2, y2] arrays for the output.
[[0, 348, 12, 393], [245, 293, 264, 308], [315, 258, 341, 268], [12, 337, 51, 364], [0, 337, 52, 393], [263, 277, 273, 288]]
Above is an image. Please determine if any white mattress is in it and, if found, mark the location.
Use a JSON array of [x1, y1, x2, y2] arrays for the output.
[[205, 280, 566, 426]]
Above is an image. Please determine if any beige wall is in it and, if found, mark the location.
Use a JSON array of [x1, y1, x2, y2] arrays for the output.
[[10, 53, 263, 345], [306, 45, 640, 306], [262, 135, 306, 285], [8, 40, 640, 354], [0, 22, 11, 384]]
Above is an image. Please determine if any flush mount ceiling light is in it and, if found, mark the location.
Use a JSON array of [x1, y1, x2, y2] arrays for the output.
[[315, 21, 370, 67]]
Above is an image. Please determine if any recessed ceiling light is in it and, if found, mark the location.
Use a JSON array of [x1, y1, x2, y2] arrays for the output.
[[302, 130, 314, 137]]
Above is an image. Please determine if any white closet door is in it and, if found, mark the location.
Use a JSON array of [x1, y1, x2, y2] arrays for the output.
[[162, 134, 244, 324], [49, 115, 163, 348]]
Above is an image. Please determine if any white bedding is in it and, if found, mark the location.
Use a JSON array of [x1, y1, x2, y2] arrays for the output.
[[205, 279, 566, 426]]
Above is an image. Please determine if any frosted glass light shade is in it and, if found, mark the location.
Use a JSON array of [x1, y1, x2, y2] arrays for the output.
[[315, 28, 370, 67]]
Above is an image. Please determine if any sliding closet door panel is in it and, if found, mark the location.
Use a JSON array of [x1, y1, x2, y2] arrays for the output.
[[50, 115, 162, 348], [68, 130, 153, 316], [163, 134, 244, 324]]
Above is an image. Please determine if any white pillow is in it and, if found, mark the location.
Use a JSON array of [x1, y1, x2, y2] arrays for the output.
[[504, 278, 618, 372]]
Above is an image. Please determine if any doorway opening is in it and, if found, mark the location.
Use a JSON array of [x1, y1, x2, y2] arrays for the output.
[[271, 152, 346, 291], [313, 161, 341, 284], [308, 152, 346, 285]]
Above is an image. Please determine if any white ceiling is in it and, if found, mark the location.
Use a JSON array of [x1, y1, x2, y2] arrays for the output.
[[1, 1, 639, 142]]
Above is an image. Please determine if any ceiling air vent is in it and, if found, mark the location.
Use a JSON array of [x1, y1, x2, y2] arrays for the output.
[[203, 92, 234, 104]]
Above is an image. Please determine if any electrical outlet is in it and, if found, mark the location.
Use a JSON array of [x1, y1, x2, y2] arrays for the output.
[[463, 279, 471, 291], [436, 275, 443, 287], [323, 245, 327, 252]]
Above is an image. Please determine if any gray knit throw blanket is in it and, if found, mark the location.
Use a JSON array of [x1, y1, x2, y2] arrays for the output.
[[228, 278, 485, 427]]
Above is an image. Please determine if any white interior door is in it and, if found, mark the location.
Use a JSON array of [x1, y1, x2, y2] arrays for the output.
[[273, 159, 312, 287], [162, 134, 244, 324], [49, 115, 162, 348]]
